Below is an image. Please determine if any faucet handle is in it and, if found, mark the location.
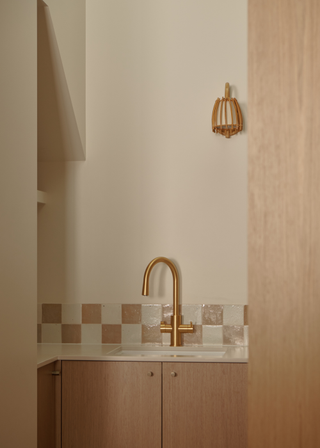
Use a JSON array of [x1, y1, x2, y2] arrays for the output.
[[178, 321, 194, 334], [160, 321, 172, 333]]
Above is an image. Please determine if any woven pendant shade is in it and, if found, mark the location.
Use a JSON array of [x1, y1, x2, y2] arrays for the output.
[[212, 83, 243, 138]]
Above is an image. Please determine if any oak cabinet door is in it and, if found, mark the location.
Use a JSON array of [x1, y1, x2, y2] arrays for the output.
[[62, 361, 161, 448], [37, 361, 61, 448], [163, 362, 248, 448]]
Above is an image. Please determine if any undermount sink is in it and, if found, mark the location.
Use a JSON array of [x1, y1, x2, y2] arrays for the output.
[[110, 347, 226, 358]]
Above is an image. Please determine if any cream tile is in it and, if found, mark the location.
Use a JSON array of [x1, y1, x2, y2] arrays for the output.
[[121, 324, 142, 344], [202, 325, 223, 346], [223, 325, 244, 345], [102, 303, 121, 324], [141, 304, 162, 326], [223, 305, 244, 325], [162, 333, 171, 346], [42, 324, 61, 343], [62, 304, 81, 324], [82, 324, 102, 344], [181, 305, 202, 325]]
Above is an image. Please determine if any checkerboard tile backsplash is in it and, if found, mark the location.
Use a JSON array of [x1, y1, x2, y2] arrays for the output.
[[37, 303, 248, 346]]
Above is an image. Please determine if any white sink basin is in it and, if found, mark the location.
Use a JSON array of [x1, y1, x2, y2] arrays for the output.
[[111, 347, 226, 358]]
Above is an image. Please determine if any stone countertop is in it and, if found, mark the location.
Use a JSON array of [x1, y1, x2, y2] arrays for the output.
[[37, 344, 248, 368]]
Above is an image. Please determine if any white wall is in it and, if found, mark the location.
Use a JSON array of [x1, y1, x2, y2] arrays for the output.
[[0, 1, 37, 447], [38, 0, 247, 305]]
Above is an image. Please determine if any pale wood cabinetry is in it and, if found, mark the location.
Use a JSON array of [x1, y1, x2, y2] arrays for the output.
[[60, 361, 247, 448], [37, 361, 61, 448], [62, 361, 162, 448], [163, 362, 247, 448]]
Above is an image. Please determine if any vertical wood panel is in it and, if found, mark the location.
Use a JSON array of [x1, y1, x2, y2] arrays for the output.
[[163, 363, 247, 448], [248, 0, 320, 446]]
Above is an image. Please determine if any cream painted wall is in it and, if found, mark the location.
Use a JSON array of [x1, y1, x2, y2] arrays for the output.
[[0, 1, 37, 447], [38, 0, 247, 305]]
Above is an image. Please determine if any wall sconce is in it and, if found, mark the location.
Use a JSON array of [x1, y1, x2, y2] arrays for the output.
[[212, 83, 243, 138]]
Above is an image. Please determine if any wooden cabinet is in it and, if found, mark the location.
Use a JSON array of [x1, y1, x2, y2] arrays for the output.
[[37, 361, 61, 448], [62, 361, 162, 448], [163, 362, 247, 448], [61, 360, 247, 448]]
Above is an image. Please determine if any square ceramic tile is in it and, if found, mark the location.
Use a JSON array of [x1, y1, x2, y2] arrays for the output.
[[61, 324, 81, 343], [162, 332, 171, 346], [223, 325, 244, 345], [62, 304, 81, 324], [142, 324, 162, 344], [223, 305, 244, 325], [42, 304, 61, 323], [42, 324, 61, 343], [181, 325, 202, 346], [122, 304, 141, 324], [202, 305, 223, 325], [121, 324, 142, 344], [102, 324, 121, 344], [82, 304, 101, 324], [82, 324, 102, 344], [141, 304, 162, 326], [181, 305, 202, 325], [102, 303, 121, 324], [162, 304, 173, 322], [202, 325, 223, 346], [37, 304, 42, 324]]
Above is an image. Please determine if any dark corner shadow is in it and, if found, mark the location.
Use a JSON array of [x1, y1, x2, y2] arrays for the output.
[[37, 1, 85, 161]]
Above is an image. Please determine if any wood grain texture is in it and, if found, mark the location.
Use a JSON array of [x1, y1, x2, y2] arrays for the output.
[[163, 362, 248, 448], [248, 0, 320, 446], [37, 361, 61, 448], [62, 361, 161, 448]]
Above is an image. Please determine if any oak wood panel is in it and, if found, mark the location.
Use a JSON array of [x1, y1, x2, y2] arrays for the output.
[[248, 0, 320, 446], [163, 362, 247, 448], [37, 361, 61, 448], [62, 361, 161, 448]]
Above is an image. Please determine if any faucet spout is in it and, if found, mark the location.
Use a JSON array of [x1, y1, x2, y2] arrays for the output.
[[142, 257, 193, 346]]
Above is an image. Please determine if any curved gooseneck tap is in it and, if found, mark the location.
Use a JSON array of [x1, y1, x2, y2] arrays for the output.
[[142, 257, 193, 347]]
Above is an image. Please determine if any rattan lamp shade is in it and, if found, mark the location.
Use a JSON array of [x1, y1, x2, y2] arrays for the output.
[[212, 83, 243, 138]]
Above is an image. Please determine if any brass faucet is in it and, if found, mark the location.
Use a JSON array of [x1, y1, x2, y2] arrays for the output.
[[142, 257, 193, 347]]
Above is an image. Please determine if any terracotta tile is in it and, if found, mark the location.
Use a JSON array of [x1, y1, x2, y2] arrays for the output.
[[82, 304, 101, 324], [223, 325, 244, 346], [244, 305, 248, 325], [202, 305, 223, 325], [102, 324, 121, 344], [142, 324, 162, 344], [37, 324, 42, 343], [42, 304, 61, 323], [181, 325, 202, 346], [62, 324, 81, 343], [122, 304, 141, 324]]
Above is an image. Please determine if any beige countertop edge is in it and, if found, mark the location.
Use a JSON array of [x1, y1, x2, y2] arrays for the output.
[[37, 344, 248, 368]]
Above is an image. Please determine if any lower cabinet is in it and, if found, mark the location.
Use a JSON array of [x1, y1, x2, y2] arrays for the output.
[[37, 361, 61, 448], [62, 361, 162, 448], [61, 361, 247, 448]]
